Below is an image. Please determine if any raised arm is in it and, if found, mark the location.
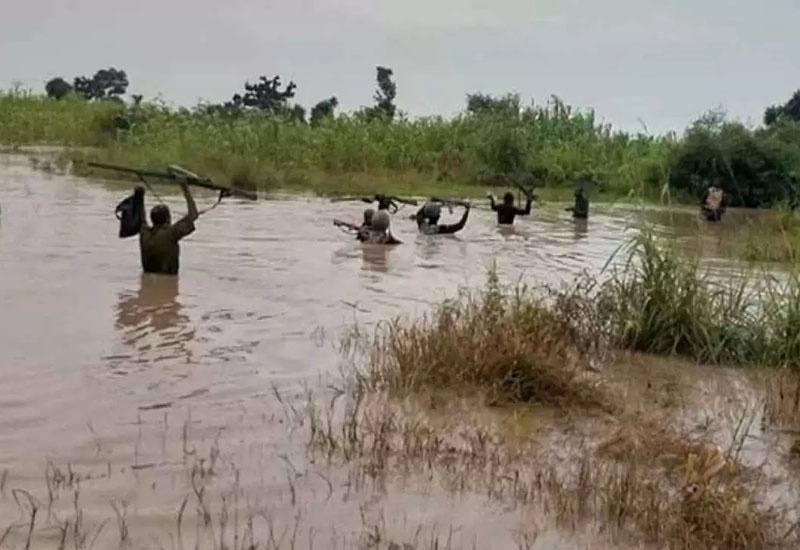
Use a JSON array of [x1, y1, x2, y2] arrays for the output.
[[436, 205, 470, 235], [487, 193, 498, 211], [516, 193, 532, 215], [181, 181, 199, 222]]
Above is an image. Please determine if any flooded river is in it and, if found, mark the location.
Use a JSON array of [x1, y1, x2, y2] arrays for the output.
[[0, 153, 788, 548]]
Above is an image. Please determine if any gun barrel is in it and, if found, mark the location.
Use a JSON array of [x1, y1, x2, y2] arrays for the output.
[[87, 161, 257, 200]]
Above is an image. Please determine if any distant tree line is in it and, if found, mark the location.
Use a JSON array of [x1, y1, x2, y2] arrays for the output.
[[46, 68, 129, 102], [41, 66, 800, 208], [667, 89, 800, 208], [49, 66, 400, 128], [196, 66, 397, 126]]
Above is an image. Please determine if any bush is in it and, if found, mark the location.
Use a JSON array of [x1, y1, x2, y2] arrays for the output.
[[668, 114, 799, 207]]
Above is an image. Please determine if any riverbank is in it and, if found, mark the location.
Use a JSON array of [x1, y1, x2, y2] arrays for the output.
[[1, 91, 674, 203], [5, 143, 670, 207]]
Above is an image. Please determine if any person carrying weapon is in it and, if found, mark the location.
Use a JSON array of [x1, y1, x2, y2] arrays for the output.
[[566, 179, 592, 219], [333, 208, 401, 244], [98, 161, 256, 275], [487, 183, 534, 225], [411, 198, 471, 235], [331, 194, 417, 214], [136, 180, 198, 275], [334, 208, 375, 242]]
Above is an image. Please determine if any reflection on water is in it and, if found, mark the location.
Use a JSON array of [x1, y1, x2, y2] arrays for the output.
[[361, 243, 391, 272], [572, 218, 588, 241], [113, 273, 196, 367]]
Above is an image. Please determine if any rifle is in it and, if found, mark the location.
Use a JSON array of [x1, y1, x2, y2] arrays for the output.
[[333, 218, 360, 231], [87, 161, 258, 201], [429, 197, 471, 209], [330, 194, 418, 213]]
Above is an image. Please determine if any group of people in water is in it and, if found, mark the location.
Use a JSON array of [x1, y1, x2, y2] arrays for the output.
[[123, 177, 724, 277], [333, 184, 590, 246]]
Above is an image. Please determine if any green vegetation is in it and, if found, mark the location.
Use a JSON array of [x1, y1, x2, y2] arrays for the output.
[[724, 211, 800, 263], [4, 68, 800, 204], [0, 90, 673, 199], [668, 111, 800, 207], [0, 90, 126, 146], [359, 269, 610, 408], [352, 232, 800, 380], [588, 232, 800, 367], [327, 234, 799, 549]]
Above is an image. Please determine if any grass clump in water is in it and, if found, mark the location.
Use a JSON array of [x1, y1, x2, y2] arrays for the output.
[[356, 271, 610, 410], [600, 231, 800, 368], [729, 212, 800, 263]]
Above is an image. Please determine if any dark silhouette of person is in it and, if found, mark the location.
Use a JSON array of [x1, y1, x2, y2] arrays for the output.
[[487, 188, 532, 225]]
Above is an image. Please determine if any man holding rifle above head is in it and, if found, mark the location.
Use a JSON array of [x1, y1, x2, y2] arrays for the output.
[[99, 161, 258, 276], [137, 180, 199, 275]]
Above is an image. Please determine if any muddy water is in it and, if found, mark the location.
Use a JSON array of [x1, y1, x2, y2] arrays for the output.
[[0, 153, 785, 548]]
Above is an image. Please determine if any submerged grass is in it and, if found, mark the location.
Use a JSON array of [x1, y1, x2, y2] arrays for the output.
[[323, 235, 800, 548], [352, 270, 610, 410]]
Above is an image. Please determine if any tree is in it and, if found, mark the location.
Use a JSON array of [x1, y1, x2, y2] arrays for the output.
[[73, 67, 129, 100], [231, 75, 297, 114], [289, 104, 307, 124], [310, 96, 338, 126], [466, 93, 521, 118], [668, 116, 794, 208], [366, 66, 396, 121], [45, 77, 72, 100], [764, 90, 800, 126]]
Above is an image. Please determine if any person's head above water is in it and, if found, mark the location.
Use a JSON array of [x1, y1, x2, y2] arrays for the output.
[[150, 204, 171, 227], [362, 208, 375, 226], [503, 192, 514, 205], [371, 210, 391, 232]]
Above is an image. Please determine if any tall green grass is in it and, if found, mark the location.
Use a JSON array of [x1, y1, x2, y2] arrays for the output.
[[726, 212, 800, 263], [1, 91, 674, 197], [354, 231, 800, 393], [0, 90, 124, 146], [598, 232, 800, 367]]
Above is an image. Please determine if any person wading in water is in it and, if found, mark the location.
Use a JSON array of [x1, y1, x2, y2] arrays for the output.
[[566, 186, 589, 219], [334, 208, 375, 242], [487, 186, 533, 225], [411, 200, 471, 235], [137, 180, 199, 275], [701, 182, 726, 222]]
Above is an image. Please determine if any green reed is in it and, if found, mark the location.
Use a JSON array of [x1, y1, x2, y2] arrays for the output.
[[1, 91, 674, 198], [600, 231, 800, 368]]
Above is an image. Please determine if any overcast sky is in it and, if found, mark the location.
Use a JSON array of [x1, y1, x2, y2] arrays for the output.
[[2, 0, 797, 134]]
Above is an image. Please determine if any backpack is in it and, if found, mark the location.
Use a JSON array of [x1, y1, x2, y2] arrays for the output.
[[115, 187, 145, 238]]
